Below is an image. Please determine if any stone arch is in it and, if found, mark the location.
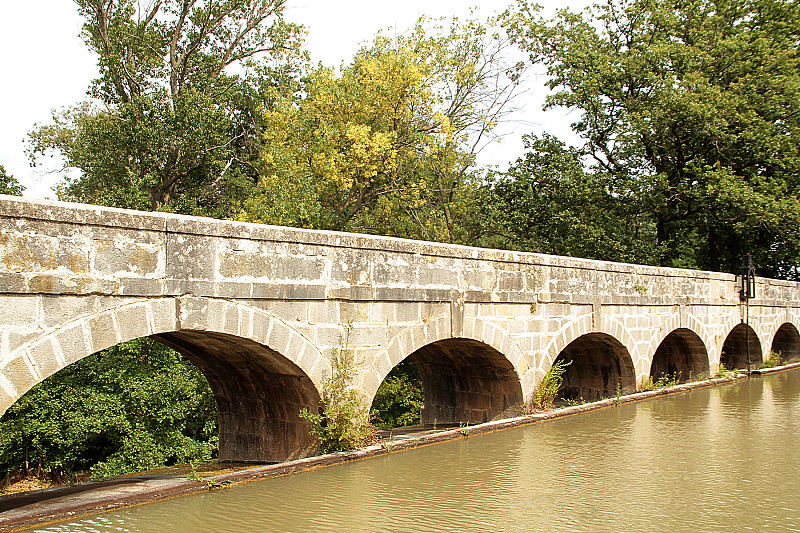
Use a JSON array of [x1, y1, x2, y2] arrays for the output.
[[540, 313, 638, 373], [643, 313, 713, 381], [0, 296, 328, 462], [771, 322, 800, 364], [720, 322, 763, 370], [649, 328, 710, 382], [361, 316, 525, 426], [552, 332, 637, 402]]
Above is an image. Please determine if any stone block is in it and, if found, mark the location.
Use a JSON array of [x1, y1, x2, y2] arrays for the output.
[[346, 325, 387, 348], [394, 302, 420, 324], [116, 304, 152, 342], [2, 356, 36, 394], [56, 324, 91, 364], [273, 256, 325, 282], [267, 323, 292, 355], [0, 295, 39, 327], [94, 241, 160, 277], [88, 312, 120, 353], [369, 302, 394, 325], [340, 302, 370, 324], [214, 281, 252, 299], [29, 340, 62, 379], [165, 233, 216, 281], [119, 278, 164, 297], [0, 273, 26, 293], [164, 279, 214, 297], [308, 301, 340, 325], [150, 298, 177, 334], [268, 301, 309, 323]]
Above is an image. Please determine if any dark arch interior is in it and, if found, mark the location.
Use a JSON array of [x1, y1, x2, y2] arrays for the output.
[[720, 324, 762, 370], [155, 331, 320, 463], [555, 333, 636, 402], [771, 323, 800, 364], [650, 328, 710, 382], [385, 338, 523, 427]]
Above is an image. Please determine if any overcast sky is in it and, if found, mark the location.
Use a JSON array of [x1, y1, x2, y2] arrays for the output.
[[0, 1, 588, 199]]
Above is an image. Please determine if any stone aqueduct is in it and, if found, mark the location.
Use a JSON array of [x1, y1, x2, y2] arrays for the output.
[[1, 196, 799, 462]]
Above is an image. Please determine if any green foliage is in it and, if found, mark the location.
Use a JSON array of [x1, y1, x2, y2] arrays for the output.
[[503, 0, 800, 276], [370, 360, 424, 429], [758, 351, 782, 369], [299, 327, 376, 453], [0, 339, 218, 481], [639, 373, 682, 392], [0, 166, 24, 196], [240, 16, 521, 244], [28, 0, 305, 217], [526, 359, 571, 412], [485, 134, 656, 263]]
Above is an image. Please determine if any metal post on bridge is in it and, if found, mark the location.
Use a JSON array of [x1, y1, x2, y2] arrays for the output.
[[739, 254, 756, 374]]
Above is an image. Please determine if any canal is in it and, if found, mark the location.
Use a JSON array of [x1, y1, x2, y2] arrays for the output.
[[29, 369, 800, 532]]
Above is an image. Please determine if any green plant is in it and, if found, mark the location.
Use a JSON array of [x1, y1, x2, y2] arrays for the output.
[[382, 431, 395, 453], [759, 350, 782, 369], [615, 383, 622, 405], [459, 423, 470, 437], [634, 284, 648, 294], [370, 360, 424, 429], [525, 359, 571, 412], [299, 324, 377, 453], [715, 363, 729, 378], [638, 372, 682, 392], [560, 397, 587, 408]]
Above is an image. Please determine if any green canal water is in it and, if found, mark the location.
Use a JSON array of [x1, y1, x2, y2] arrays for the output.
[[31, 370, 800, 532]]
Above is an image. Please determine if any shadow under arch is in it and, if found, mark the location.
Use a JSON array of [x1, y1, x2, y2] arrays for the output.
[[650, 328, 710, 382], [378, 338, 524, 427], [156, 331, 320, 462], [721, 323, 762, 370], [771, 323, 800, 364], [0, 298, 328, 463], [554, 332, 636, 402]]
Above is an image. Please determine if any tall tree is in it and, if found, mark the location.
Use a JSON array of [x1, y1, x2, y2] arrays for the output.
[[504, 0, 800, 276], [240, 16, 522, 244], [28, 0, 304, 218]]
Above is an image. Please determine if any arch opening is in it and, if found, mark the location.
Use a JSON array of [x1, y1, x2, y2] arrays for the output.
[[554, 333, 636, 402], [371, 338, 523, 428], [156, 331, 320, 463], [771, 323, 800, 364], [720, 324, 762, 370], [650, 328, 710, 383]]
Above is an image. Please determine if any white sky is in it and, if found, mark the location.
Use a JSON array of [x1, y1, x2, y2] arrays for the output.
[[0, 0, 588, 199]]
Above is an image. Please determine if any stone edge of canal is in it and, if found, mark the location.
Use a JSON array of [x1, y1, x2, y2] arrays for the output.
[[4, 362, 800, 532]]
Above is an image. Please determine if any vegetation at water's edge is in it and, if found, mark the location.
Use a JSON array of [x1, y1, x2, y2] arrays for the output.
[[300, 326, 377, 453], [525, 360, 571, 412]]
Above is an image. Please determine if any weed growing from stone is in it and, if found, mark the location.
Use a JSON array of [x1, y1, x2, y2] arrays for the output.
[[758, 350, 782, 369], [525, 359, 571, 412], [300, 324, 377, 453]]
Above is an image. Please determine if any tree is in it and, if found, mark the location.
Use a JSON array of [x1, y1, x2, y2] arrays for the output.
[[0, 339, 217, 482], [487, 134, 657, 263], [504, 0, 800, 276], [240, 16, 522, 244], [0, 165, 24, 196], [28, 0, 304, 218]]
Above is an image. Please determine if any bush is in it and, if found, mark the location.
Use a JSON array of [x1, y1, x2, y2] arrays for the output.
[[0, 339, 218, 481], [300, 327, 376, 453], [526, 359, 571, 412], [370, 360, 424, 429]]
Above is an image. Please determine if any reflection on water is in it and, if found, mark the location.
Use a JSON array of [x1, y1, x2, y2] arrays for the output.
[[32, 371, 800, 532]]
